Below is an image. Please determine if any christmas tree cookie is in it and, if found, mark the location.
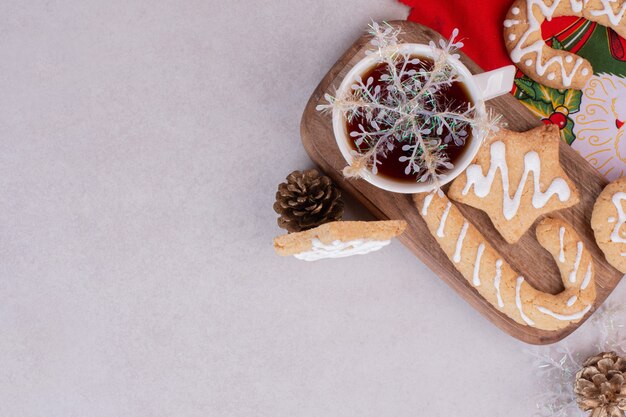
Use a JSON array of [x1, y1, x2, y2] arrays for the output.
[[448, 125, 579, 243]]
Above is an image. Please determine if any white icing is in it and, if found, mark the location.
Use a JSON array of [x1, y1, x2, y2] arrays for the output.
[[507, 0, 587, 87], [472, 243, 485, 286], [567, 295, 577, 307], [494, 259, 504, 308], [437, 201, 452, 237], [462, 141, 571, 220], [509, 34, 516, 41], [525, 59, 533, 66], [512, 6, 521, 14], [566, 55, 573, 63], [503, 19, 521, 27], [547, 72, 556, 80], [610, 192, 626, 243], [516, 277, 535, 326], [571, 0, 584, 13], [589, 0, 626, 25], [453, 222, 469, 263], [417, 193, 597, 330], [581, 263, 592, 290], [294, 238, 390, 261], [422, 193, 434, 215], [569, 241, 583, 283], [559, 226, 565, 263], [582, 68, 589, 76], [609, 216, 616, 223], [536, 304, 592, 321]]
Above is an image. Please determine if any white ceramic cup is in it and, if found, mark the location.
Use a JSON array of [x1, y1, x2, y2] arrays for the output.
[[332, 43, 516, 194]]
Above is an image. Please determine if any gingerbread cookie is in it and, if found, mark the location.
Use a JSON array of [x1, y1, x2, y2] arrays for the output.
[[415, 192, 596, 331], [591, 177, 626, 272], [503, 0, 626, 90], [274, 220, 407, 261], [448, 125, 579, 243]]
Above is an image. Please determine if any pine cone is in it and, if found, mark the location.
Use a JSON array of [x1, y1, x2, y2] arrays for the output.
[[273, 169, 344, 233], [574, 352, 626, 417]]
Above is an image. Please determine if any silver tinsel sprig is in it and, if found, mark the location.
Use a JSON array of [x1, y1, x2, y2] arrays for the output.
[[592, 303, 626, 356], [528, 302, 626, 417], [316, 21, 499, 188]]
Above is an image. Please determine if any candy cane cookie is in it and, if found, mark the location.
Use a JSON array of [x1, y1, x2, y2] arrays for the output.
[[503, 0, 626, 90], [415, 192, 596, 331]]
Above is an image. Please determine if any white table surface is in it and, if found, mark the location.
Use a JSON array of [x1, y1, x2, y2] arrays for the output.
[[2, 1, 625, 416]]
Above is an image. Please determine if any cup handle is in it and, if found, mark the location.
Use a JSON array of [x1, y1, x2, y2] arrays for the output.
[[472, 65, 516, 102]]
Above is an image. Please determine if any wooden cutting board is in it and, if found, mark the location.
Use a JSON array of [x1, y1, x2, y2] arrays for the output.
[[300, 20, 623, 344]]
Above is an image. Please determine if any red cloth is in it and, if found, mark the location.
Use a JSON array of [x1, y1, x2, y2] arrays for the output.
[[401, 0, 515, 70], [401, 0, 586, 70]]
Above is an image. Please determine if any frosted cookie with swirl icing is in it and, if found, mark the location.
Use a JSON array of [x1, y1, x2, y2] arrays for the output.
[[503, 0, 626, 90], [274, 220, 406, 261], [591, 176, 626, 272], [415, 192, 596, 331], [448, 125, 579, 243]]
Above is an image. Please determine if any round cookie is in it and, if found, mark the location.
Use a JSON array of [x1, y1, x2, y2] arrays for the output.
[[591, 177, 626, 273], [273, 220, 406, 261], [503, 0, 626, 90]]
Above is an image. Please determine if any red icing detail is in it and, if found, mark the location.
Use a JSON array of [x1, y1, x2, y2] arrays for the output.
[[616, 119, 624, 130]]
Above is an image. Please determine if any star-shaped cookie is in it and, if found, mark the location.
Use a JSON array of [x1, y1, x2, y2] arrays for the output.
[[448, 125, 579, 243]]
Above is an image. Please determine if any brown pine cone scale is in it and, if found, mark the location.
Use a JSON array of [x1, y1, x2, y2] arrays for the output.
[[273, 169, 344, 233], [574, 352, 626, 417]]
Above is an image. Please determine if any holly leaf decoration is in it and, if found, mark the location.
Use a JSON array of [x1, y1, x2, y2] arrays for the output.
[[515, 78, 537, 99], [533, 83, 554, 104], [511, 38, 581, 146], [520, 97, 553, 119], [515, 76, 555, 104], [562, 89, 582, 114], [561, 116, 576, 145], [547, 88, 566, 108]]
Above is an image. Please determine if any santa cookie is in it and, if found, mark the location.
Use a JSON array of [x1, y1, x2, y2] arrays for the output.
[[274, 220, 406, 261], [503, 0, 626, 90], [591, 177, 626, 272], [448, 125, 579, 243]]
